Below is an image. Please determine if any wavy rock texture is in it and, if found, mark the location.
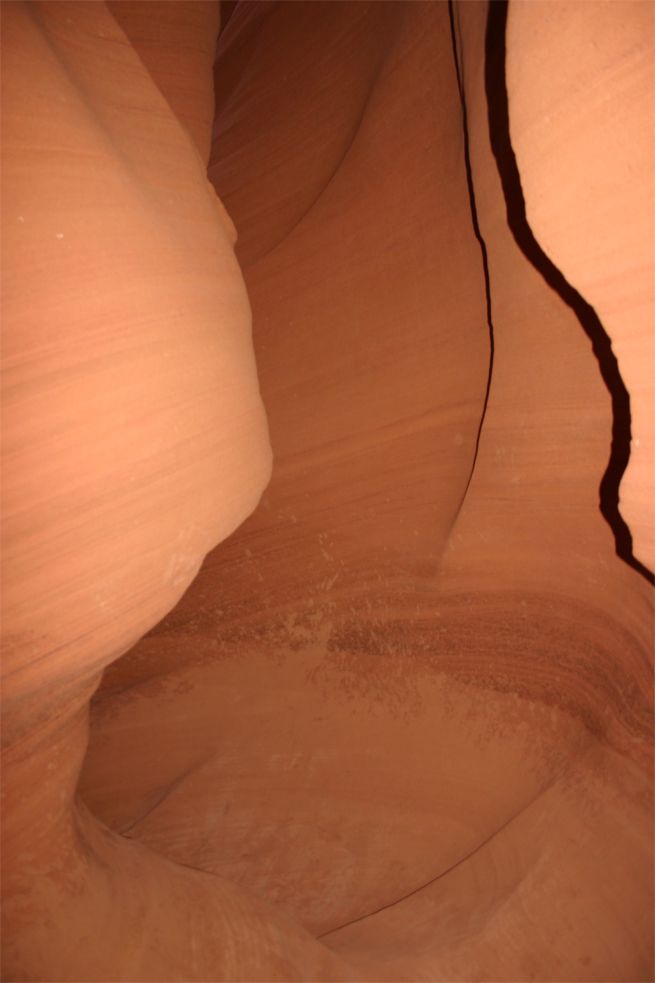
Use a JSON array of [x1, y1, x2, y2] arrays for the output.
[[1, 1, 653, 981]]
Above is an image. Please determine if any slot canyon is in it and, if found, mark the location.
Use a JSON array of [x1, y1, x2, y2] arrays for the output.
[[1, 0, 654, 980]]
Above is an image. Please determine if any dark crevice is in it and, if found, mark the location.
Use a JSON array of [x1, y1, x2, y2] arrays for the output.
[[485, 0, 654, 586], [447, 0, 495, 529]]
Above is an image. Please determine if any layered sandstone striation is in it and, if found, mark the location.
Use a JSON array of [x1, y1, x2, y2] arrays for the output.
[[1, 1, 653, 981]]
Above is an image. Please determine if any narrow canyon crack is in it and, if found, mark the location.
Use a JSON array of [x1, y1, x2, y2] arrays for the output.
[[446, 0, 496, 535]]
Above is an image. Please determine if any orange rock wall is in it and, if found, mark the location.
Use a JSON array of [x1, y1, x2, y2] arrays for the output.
[[2, 2, 653, 980]]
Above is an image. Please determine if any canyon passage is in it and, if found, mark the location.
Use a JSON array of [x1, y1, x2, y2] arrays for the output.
[[1, 1, 654, 981]]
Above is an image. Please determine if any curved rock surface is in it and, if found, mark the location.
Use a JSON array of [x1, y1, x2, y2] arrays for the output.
[[1, 2, 653, 981]]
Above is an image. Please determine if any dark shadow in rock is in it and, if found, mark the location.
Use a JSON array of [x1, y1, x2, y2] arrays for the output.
[[447, 0, 495, 527]]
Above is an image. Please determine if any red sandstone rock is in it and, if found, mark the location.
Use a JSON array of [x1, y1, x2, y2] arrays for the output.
[[1, 2, 653, 980]]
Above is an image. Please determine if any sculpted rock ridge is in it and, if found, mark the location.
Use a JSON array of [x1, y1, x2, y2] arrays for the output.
[[1, 1, 653, 981]]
